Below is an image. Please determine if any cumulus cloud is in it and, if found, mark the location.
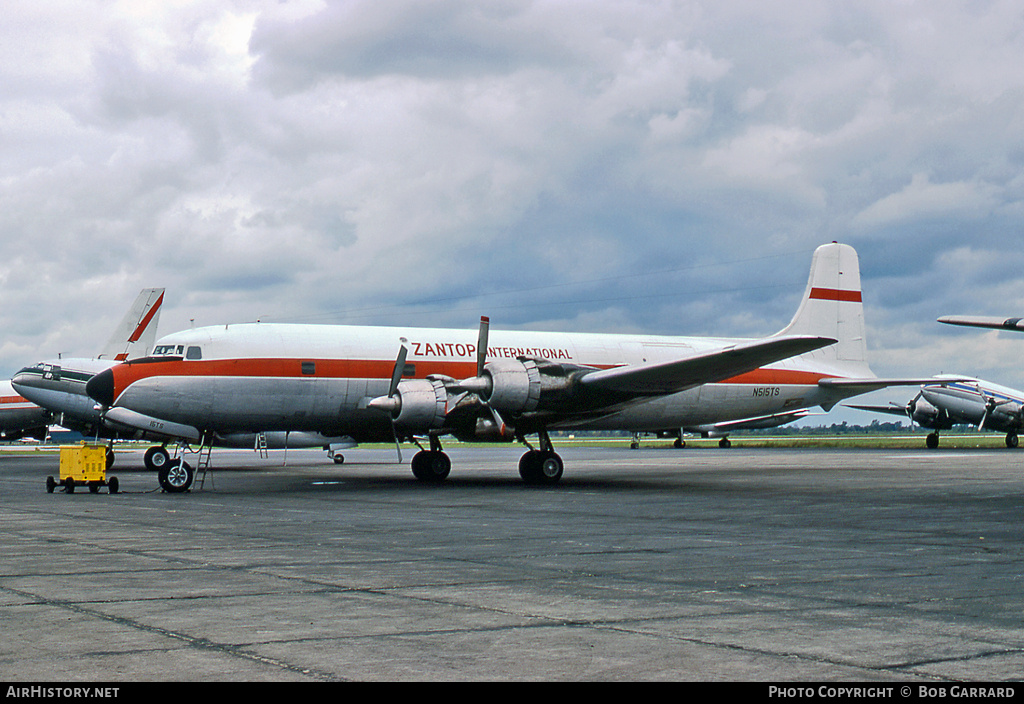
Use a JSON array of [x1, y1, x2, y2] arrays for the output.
[[2, 0, 1024, 410]]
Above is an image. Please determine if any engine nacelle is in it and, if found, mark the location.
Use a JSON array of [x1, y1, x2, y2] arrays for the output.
[[910, 396, 946, 427], [483, 359, 542, 414], [391, 378, 447, 431]]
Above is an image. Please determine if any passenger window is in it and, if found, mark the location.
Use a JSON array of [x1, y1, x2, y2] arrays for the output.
[[301, 361, 316, 375], [186, 346, 202, 360]]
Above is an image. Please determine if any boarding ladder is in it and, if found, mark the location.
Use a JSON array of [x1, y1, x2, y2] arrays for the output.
[[194, 437, 214, 490], [255, 432, 269, 459]]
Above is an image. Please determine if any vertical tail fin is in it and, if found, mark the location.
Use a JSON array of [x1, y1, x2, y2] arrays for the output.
[[97, 288, 165, 361], [777, 243, 873, 376]]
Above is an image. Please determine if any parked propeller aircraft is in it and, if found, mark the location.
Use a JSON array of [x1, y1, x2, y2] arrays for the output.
[[847, 376, 1024, 449], [0, 379, 50, 441], [12, 288, 354, 478], [12, 288, 165, 435], [2, 288, 164, 443], [627, 409, 818, 448], [82, 243, 942, 491]]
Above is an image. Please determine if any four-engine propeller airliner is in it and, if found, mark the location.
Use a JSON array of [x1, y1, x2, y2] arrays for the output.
[[848, 376, 1024, 449], [83, 243, 937, 491]]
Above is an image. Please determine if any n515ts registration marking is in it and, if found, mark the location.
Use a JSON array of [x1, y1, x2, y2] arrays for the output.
[[752, 387, 781, 397]]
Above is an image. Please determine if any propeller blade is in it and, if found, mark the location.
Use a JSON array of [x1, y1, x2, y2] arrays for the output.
[[476, 316, 489, 378], [389, 344, 408, 398], [393, 430, 403, 463]]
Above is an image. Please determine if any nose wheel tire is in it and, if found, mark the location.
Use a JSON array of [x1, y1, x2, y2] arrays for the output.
[[158, 459, 194, 493], [145, 446, 171, 471]]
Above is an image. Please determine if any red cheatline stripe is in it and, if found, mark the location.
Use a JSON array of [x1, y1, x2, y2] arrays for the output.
[[109, 357, 837, 402], [809, 287, 861, 303], [1, 395, 30, 404], [127, 291, 164, 343]]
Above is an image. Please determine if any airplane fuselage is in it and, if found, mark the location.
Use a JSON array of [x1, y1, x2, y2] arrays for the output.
[[89, 322, 857, 442], [13, 358, 116, 430]]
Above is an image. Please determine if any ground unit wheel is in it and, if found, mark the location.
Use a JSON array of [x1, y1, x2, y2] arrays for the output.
[[159, 459, 194, 493], [46, 476, 56, 493], [108, 477, 119, 494]]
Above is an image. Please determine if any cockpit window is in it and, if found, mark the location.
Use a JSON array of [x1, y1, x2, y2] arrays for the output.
[[153, 345, 185, 356]]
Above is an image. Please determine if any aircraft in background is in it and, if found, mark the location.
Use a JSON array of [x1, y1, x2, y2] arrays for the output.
[[12, 288, 354, 477], [847, 376, 1024, 449], [10, 288, 166, 457], [0, 379, 50, 441], [938, 316, 1024, 332], [628, 409, 817, 448], [84, 243, 941, 492], [2, 289, 166, 443]]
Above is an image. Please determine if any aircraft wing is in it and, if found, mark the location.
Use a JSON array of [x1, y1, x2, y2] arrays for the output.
[[579, 335, 836, 396], [817, 376, 971, 393], [938, 315, 1024, 332]]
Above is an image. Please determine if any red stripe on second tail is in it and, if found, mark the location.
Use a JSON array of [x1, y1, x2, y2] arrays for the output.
[[809, 287, 861, 303]]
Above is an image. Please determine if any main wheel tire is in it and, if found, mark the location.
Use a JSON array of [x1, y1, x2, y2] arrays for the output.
[[1006, 433, 1019, 449], [926, 433, 939, 449], [519, 450, 563, 485], [158, 459, 194, 493], [411, 451, 451, 482]]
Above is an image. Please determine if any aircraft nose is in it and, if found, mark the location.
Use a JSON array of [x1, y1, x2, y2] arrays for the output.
[[86, 367, 115, 407], [11, 367, 38, 391]]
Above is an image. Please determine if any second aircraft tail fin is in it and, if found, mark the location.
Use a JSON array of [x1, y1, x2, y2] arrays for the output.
[[97, 288, 165, 361]]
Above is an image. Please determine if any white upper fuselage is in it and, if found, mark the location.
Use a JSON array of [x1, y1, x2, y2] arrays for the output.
[[96, 321, 856, 439]]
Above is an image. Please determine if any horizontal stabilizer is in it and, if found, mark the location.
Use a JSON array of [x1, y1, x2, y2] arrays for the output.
[[938, 315, 1024, 332], [844, 403, 910, 417], [701, 409, 817, 432], [581, 335, 836, 396]]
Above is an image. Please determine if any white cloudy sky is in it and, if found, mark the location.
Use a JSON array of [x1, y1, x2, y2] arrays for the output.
[[3, 0, 1024, 421]]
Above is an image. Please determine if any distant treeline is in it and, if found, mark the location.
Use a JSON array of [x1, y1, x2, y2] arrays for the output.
[[559, 420, 981, 438]]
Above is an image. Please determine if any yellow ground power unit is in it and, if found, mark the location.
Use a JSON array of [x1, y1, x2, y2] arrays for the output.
[[47, 443, 118, 494]]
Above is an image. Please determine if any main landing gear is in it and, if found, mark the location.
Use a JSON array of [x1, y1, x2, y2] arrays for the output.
[[407, 429, 564, 485], [518, 429, 563, 485], [925, 431, 1020, 449], [410, 435, 452, 482]]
